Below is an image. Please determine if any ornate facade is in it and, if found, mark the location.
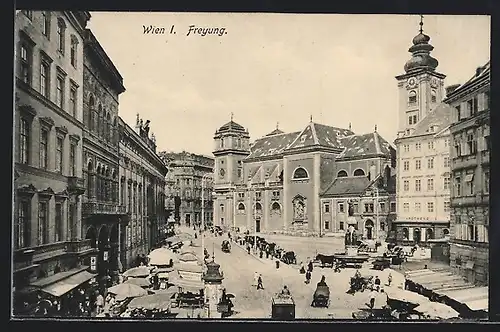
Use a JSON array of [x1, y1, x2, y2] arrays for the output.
[[81, 28, 126, 286], [445, 62, 490, 285], [212, 118, 396, 239], [118, 115, 168, 268], [393, 22, 454, 244], [13, 10, 93, 314], [160, 151, 215, 226]]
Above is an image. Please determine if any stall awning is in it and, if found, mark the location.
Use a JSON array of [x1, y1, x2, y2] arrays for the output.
[[40, 270, 97, 297], [30, 266, 89, 288], [169, 275, 204, 293], [437, 286, 488, 312]]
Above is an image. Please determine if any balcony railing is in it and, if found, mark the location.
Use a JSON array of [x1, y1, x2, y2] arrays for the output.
[[68, 177, 86, 195], [450, 195, 488, 207], [452, 155, 477, 170], [83, 201, 127, 215], [14, 239, 96, 266], [66, 239, 94, 254]]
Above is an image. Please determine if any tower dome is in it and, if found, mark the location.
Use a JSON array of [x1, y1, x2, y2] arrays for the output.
[[403, 16, 439, 73]]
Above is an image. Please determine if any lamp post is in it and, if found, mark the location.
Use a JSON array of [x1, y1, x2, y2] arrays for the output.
[[201, 174, 213, 261]]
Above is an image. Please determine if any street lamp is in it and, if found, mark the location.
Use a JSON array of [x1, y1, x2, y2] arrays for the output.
[[247, 180, 257, 251], [201, 173, 213, 261]]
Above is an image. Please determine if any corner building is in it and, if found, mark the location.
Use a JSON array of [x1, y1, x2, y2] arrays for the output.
[[13, 10, 95, 314], [118, 115, 168, 268], [212, 119, 396, 239], [393, 26, 455, 244], [445, 62, 490, 285], [81, 28, 127, 286]]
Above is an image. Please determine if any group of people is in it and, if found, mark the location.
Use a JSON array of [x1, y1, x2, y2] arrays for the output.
[[299, 260, 315, 284], [253, 271, 264, 290]]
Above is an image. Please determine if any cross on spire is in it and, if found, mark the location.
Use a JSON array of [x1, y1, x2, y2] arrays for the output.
[[310, 115, 313, 122], [276, 122, 279, 130], [419, 15, 424, 34], [230, 112, 234, 121]]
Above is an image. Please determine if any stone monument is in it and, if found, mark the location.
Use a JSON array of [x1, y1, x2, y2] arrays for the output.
[[344, 225, 359, 257], [203, 257, 224, 318]]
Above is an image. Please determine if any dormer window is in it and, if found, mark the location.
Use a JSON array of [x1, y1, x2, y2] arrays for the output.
[[337, 170, 348, 178], [353, 169, 365, 177], [408, 90, 417, 104], [293, 167, 308, 179], [431, 90, 437, 103]]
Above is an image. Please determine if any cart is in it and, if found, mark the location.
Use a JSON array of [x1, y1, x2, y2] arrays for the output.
[[372, 258, 391, 271], [271, 293, 295, 320]]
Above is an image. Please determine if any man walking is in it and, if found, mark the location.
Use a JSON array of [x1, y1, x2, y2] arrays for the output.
[[369, 289, 377, 309], [257, 274, 264, 290]]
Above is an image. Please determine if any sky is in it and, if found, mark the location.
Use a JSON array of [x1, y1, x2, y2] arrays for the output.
[[87, 13, 490, 156]]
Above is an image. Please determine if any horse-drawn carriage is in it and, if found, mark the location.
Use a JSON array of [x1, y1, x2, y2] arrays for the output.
[[280, 251, 297, 265], [311, 284, 330, 308], [315, 254, 336, 268], [372, 258, 391, 271], [221, 240, 231, 253], [271, 293, 295, 320], [349, 275, 373, 293]]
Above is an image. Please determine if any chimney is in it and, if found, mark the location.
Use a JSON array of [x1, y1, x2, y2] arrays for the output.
[[476, 66, 484, 77], [445, 84, 460, 97]]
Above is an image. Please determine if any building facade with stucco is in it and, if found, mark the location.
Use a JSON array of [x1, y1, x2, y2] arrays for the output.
[[212, 119, 396, 240]]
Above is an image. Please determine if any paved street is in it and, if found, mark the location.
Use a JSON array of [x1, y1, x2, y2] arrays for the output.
[[203, 233, 405, 319]]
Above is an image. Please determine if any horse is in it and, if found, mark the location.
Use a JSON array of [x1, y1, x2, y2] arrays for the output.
[[281, 251, 297, 265], [315, 254, 336, 268]]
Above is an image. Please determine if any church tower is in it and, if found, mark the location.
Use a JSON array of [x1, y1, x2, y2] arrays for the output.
[[395, 16, 446, 137], [212, 115, 250, 227]]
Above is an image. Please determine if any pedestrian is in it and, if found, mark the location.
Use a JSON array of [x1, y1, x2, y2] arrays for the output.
[[95, 292, 104, 315], [308, 260, 314, 273], [369, 289, 377, 309], [253, 271, 259, 286], [247, 245, 251, 255], [257, 274, 264, 290], [387, 273, 393, 286], [305, 270, 311, 284], [374, 276, 381, 291]]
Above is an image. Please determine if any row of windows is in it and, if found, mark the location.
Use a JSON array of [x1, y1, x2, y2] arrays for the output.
[[453, 170, 489, 196], [322, 220, 386, 232], [401, 140, 448, 153], [400, 227, 445, 241], [455, 92, 489, 122], [407, 89, 437, 105], [402, 157, 440, 171], [15, 198, 76, 249], [323, 201, 396, 214], [453, 223, 488, 243], [336, 169, 365, 178], [401, 201, 449, 213], [453, 134, 489, 157], [402, 177, 450, 192], [236, 202, 282, 213], [18, 117, 78, 176], [85, 95, 118, 146]]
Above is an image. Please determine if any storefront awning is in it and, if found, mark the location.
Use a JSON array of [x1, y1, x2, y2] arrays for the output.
[[40, 270, 97, 297], [169, 274, 204, 293]]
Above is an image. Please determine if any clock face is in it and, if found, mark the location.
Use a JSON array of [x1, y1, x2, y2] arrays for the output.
[[408, 78, 416, 87], [219, 168, 225, 177]]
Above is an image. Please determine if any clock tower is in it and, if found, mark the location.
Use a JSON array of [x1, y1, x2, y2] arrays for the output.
[[212, 115, 250, 227], [395, 16, 446, 136]]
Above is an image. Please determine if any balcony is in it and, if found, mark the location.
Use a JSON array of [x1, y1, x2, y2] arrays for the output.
[[13, 248, 38, 274], [83, 201, 127, 215], [450, 194, 488, 207], [66, 239, 97, 255], [452, 155, 477, 170], [68, 177, 86, 195]]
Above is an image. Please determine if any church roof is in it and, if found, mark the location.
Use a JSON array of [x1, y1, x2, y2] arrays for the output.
[[322, 177, 372, 196], [320, 157, 337, 192], [266, 128, 285, 136], [217, 120, 246, 132], [248, 131, 300, 159], [337, 132, 394, 159], [286, 122, 353, 151], [409, 103, 453, 137]]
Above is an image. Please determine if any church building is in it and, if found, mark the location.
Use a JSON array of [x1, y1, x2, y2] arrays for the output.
[[212, 117, 396, 239]]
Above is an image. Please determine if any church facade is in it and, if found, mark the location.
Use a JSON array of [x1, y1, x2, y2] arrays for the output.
[[212, 119, 396, 239]]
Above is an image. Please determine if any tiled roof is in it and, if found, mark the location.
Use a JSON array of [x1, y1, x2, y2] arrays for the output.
[[247, 132, 300, 159], [322, 177, 372, 196], [218, 120, 246, 132], [457, 61, 490, 92], [320, 157, 337, 192], [266, 128, 285, 136], [287, 122, 353, 150], [410, 103, 453, 137], [337, 132, 393, 159]]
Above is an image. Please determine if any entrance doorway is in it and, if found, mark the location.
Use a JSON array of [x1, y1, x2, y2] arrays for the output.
[[256, 218, 261, 233], [365, 219, 374, 240], [185, 214, 191, 226], [414, 228, 421, 243]]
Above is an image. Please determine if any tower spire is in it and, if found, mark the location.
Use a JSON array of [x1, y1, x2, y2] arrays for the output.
[[276, 122, 279, 130], [230, 112, 234, 122], [419, 15, 424, 34], [310, 115, 313, 122]]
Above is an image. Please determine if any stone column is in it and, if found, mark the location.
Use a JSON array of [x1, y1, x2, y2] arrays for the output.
[[409, 228, 414, 242], [263, 189, 269, 232], [421, 228, 426, 242]]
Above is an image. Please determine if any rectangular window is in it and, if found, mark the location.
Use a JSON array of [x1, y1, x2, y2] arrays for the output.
[[428, 141, 434, 150], [484, 171, 489, 193], [324, 221, 329, 230], [403, 180, 409, 191], [427, 202, 434, 213], [415, 179, 421, 192], [414, 202, 421, 212], [379, 202, 386, 213], [70, 40, 77, 67], [339, 222, 344, 231], [415, 143, 421, 151], [20, 44, 32, 85], [412, 115, 418, 124], [484, 91, 490, 110], [403, 161, 409, 171], [338, 203, 344, 213], [70, 87, 77, 117], [403, 144, 409, 152], [324, 203, 330, 213], [38, 201, 48, 245], [455, 177, 462, 196], [40, 61, 50, 98], [390, 202, 396, 212], [57, 22, 65, 54], [456, 105, 461, 121], [427, 178, 434, 191], [56, 76, 64, 108], [69, 143, 76, 176], [364, 203, 374, 213], [19, 118, 30, 164], [467, 133, 477, 155], [427, 158, 434, 169], [415, 159, 421, 170], [55, 203, 63, 242], [444, 156, 450, 168], [444, 177, 450, 190], [16, 200, 31, 249], [403, 203, 409, 213], [42, 12, 50, 37], [56, 137, 63, 173], [444, 139, 449, 147], [465, 173, 474, 195], [444, 201, 450, 212], [468, 97, 478, 116], [40, 129, 49, 169]]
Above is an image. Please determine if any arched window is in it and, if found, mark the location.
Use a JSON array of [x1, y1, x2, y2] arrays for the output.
[[70, 35, 78, 67], [271, 202, 281, 213], [87, 160, 94, 199], [41, 11, 50, 37], [106, 113, 111, 141], [88, 95, 95, 130], [57, 18, 66, 54], [353, 169, 365, 177], [431, 90, 437, 103], [113, 117, 118, 145], [255, 202, 262, 211], [337, 170, 348, 178], [408, 90, 417, 104], [293, 167, 309, 179], [237, 203, 245, 212], [443, 229, 450, 237], [98, 104, 103, 136], [402, 227, 409, 240]]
